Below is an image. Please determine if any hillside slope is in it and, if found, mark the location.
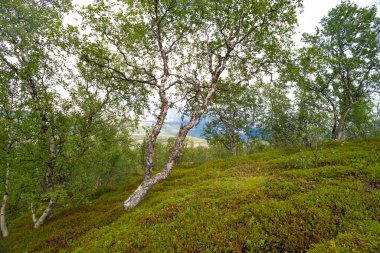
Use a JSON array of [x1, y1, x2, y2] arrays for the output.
[[2, 139, 380, 252]]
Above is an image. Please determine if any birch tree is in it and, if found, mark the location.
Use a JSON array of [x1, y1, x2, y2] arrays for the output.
[[0, 73, 26, 237], [80, 0, 302, 211], [296, 1, 380, 140], [0, 0, 74, 229]]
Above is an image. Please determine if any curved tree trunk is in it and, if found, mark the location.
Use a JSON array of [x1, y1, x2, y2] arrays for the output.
[[124, 154, 179, 210], [124, 82, 219, 211], [33, 197, 57, 228], [32, 135, 57, 228], [124, 177, 160, 211], [26, 77, 58, 228], [123, 110, 209, 210], [123, 88, 170, 211], [123, 1, 229, 211]]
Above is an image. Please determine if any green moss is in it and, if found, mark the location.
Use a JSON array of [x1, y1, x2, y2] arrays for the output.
[[308, 232, 380, 253], [2, 139, 380, 252]]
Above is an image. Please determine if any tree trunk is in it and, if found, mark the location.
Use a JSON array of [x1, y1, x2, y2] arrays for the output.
[[31, 204, 37, 224], [332, 125, 345, 140], [0, 163, 10, 237], [331, 106, 353, 140], [33, 197, 57, 228], [332, 119, 345, 140], [123, 15, 228, 211], [231, 142, 238, 156], [332, 117, 338, 139], [124, 83, 217, 211], [332, 112, 350, 140], [26, 77, 58, 228], [124, 177, 158, 210], [144, 90, 169, 178], [123, 89, 170, 211]]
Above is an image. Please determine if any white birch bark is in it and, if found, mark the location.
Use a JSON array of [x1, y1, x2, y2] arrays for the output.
[[0, 163, 10, 237], [33, 197, 57, 229]]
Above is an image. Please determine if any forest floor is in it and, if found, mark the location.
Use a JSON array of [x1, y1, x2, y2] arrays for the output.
[[2, 139, 380, 252]]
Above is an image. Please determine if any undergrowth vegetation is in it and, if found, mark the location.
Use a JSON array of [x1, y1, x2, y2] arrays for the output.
[[2, 139, 380, 252]]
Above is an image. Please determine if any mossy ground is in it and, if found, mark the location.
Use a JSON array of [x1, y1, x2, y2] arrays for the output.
[[2, 139, 380, 252]]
